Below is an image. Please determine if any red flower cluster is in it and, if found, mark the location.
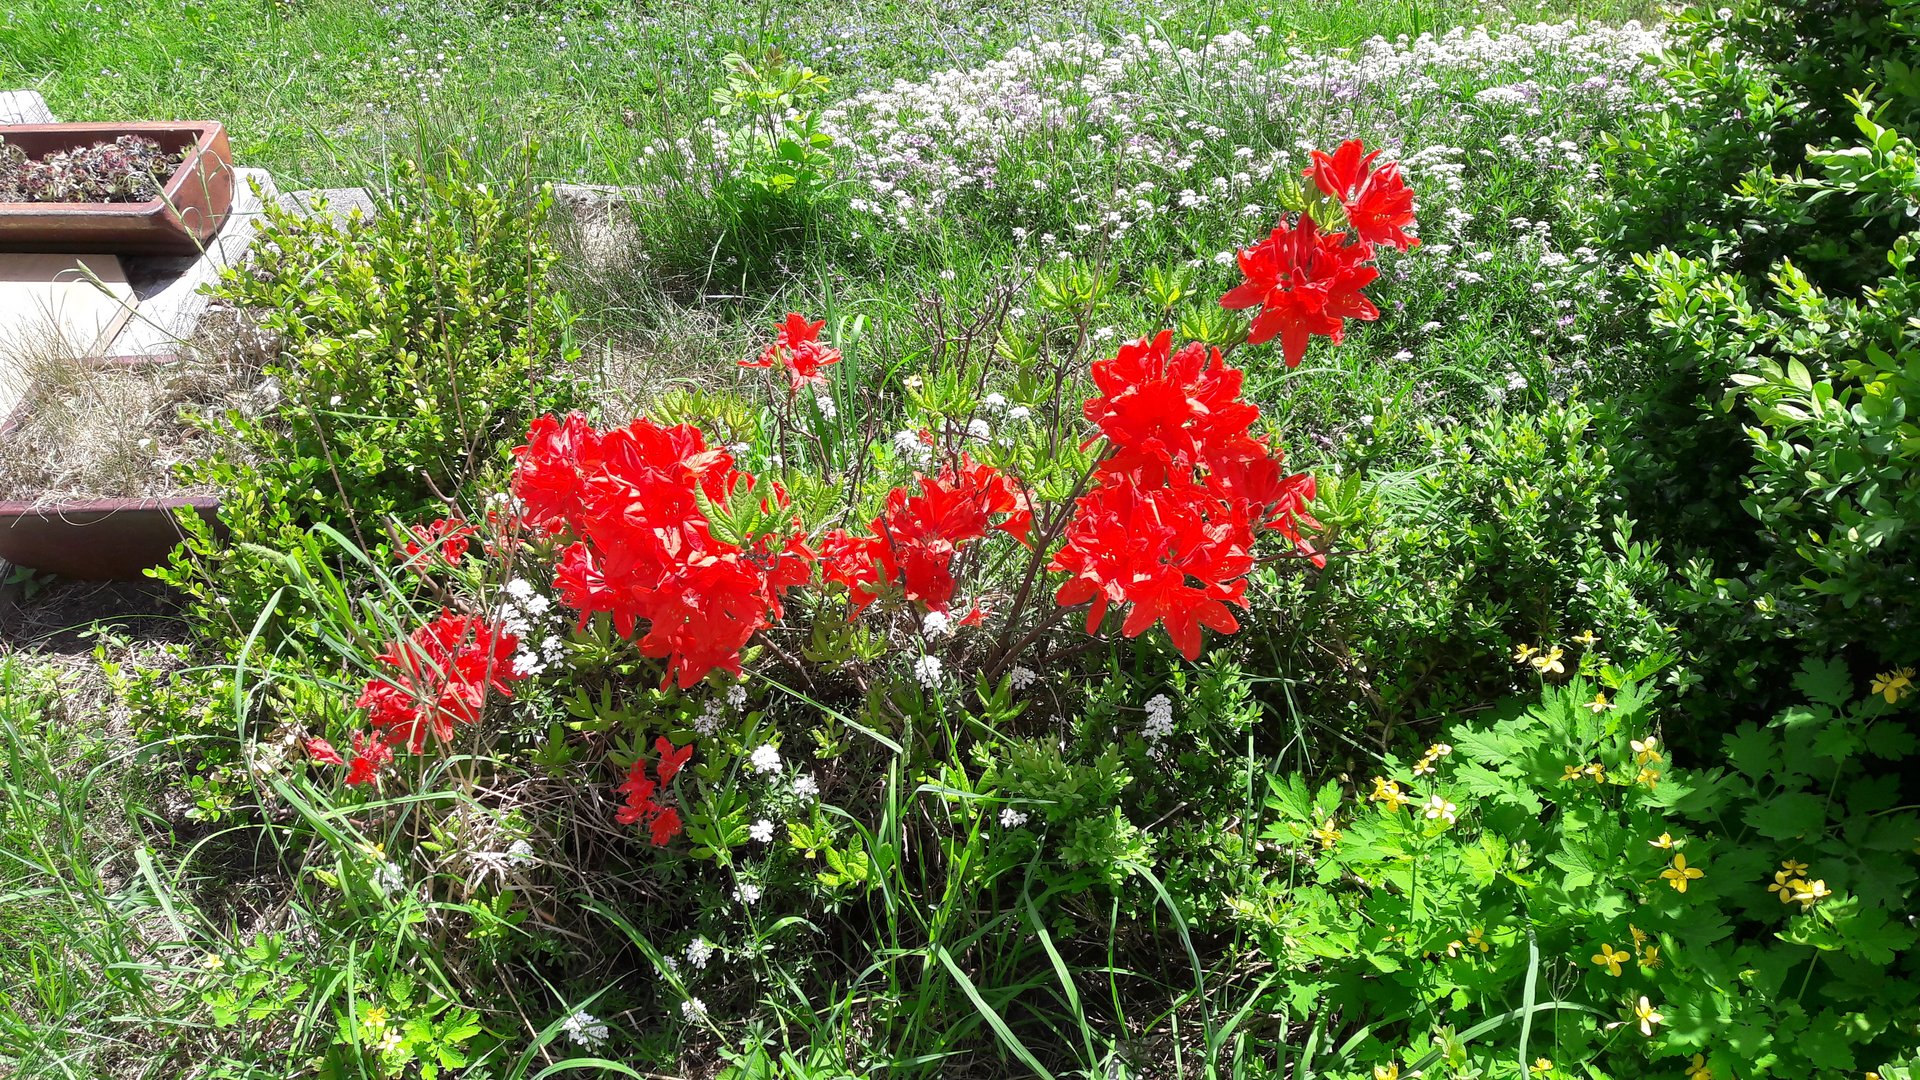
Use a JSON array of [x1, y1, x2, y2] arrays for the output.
[[402, 517, 477, 566], [820, 455, 1032, 615], [512, 412, 813, 689], [306, 611, 525, 785], [616, 736, 693, 846], [1306, 139, 1419, 251], [1050, 331, 1323, 660], [1220, 139, 1414, 367], [741, 312, 842, 394]]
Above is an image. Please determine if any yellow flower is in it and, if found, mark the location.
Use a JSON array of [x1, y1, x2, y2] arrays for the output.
[[1685, 1053, 1713, 1079], [1649, 831, 1676, 849], [1637, 766, 1662, 790], [1639, 944, 1662, 970], [1592, 942, 1629, 976], [1531, 1059, 1554, 1076], [1467, 925, 1490, 953], [1311, 817, 1342, 850], [1583, 762, 1607, 782], [1531, 647, 1566, 675], [1560, 763, 1584, 782], [1428, 742, 1454, 758], [1661, 853, 1704, 893], [1790, 878, 1832, 910], [1422, 793, 1458, 825], [1628, 924, 1647, 947], [363, 1006, 389, 1031], [1445, 939, 1465, 958], [1373, 1066, 1400, 1080], [1768, 870, 1798, 904], [200, 954, 224, 971], [1585, 691, 1613, 713], [1412, 756, 1437, 777], [1368, 776, 1407, 811], [1514, 643, 1539, 664], [1633, 995, 1664, 1036], [1631, 736, 1662, 764], [1869, 667, 1914, 704], [1781, 858, 1809, 876], [1574, 629, 1600, 647]]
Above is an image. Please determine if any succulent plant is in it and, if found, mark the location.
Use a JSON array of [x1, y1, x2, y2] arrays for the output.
[[0, 134, 187, 204]]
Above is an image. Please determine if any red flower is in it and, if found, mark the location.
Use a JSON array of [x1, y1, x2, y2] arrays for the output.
[[1219, 214, 1380, 367], [820, 455, 1031, 615], [402, 517, 477, 566], [649, 806, 683, 847], [1306, 139, 1419, 251], [305, 737, 345, 766], [345, 731, 395, 786], [1050, 476, 1254, 660], [514, 412, 815, 689], [615, 741, 692, 845], [355, 611, 525, 754], [1052, 333, 1326, 657], [743, 313, 841, 393], [1085, 331, 1264, 483], [656, 736, 693, 784]]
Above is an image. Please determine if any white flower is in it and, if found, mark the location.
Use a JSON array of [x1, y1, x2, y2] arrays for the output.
[[966, 418, 992, 440], [749, 818, 775, 843], [685, 936, 715, 969], [981, 392, 1008, 411], [680, 997, 708, 1022], [727, 683, 748, 709], [506, 839, 535, 864], [1143, 693, 1175, 743], [735, 882, 762, 904], [749, 744, 782, 776], [792, 773, 819, 799], [999, 807, 1030, 828], [1423, 794, 1459, 825], [1006, 405, 1032, 422], [504, 578, 535, 602], [559, 1010, 609, 1049], [892, 429, 932, 463], [913, 654, 945, 688], [922, 611, 952, 638], [1009, 665, 1038, 690], [372, 861, 405, 897]]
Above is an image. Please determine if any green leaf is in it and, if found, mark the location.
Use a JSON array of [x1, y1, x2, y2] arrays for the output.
[[1746, 792, 1829, 840]]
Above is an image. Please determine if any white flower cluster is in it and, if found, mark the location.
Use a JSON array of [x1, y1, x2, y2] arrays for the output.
[[999, 807, 1030, 829], [750, 743, 782, 776], [1143, 693, 1175, 755], [559, 1010, 610, 1049], [694, 682, 750, 737], [496, 578, 565, 678], [1009, 665, 1038, 690], [685, 935, 715, 969], [913, 654, 945, 688]]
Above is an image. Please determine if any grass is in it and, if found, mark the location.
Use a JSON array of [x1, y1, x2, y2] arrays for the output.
[[0, 0, 1697, 1076]]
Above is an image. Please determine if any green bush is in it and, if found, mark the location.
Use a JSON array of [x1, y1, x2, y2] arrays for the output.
[[158, 157, 582, 648], [1257, 663, 1919, 1079]]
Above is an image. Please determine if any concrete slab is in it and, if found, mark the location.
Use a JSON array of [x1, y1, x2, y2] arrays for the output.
[[0, 91, 55, 125], [278, 186, 377, 224], [111, 167, 278, 355], [0, 253, 136, 422]]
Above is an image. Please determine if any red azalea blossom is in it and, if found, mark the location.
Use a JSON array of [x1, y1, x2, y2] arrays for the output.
[[1306, 139, 1419, 251], [616, 739, 692, 845], [345, 731, 396, 786], [305, 737, 345, 767], [820, 454, 1032, 615], [355, 612, 524, 753], [742, 312, 842, 394], [1051, 333, 1325, 658], [402, 517, 477, 567], [1220, 214, 1380, 367], [511, 412, 814, 688]]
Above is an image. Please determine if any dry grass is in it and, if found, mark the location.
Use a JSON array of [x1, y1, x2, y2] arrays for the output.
[[0, 339, 262, 505]]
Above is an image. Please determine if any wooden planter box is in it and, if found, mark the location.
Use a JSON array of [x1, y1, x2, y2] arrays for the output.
[[0, 354, 221, 580], [0, 122, 235, 255]]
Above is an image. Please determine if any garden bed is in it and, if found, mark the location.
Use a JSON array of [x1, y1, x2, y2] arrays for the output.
[[0, 122, 234, 255]]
